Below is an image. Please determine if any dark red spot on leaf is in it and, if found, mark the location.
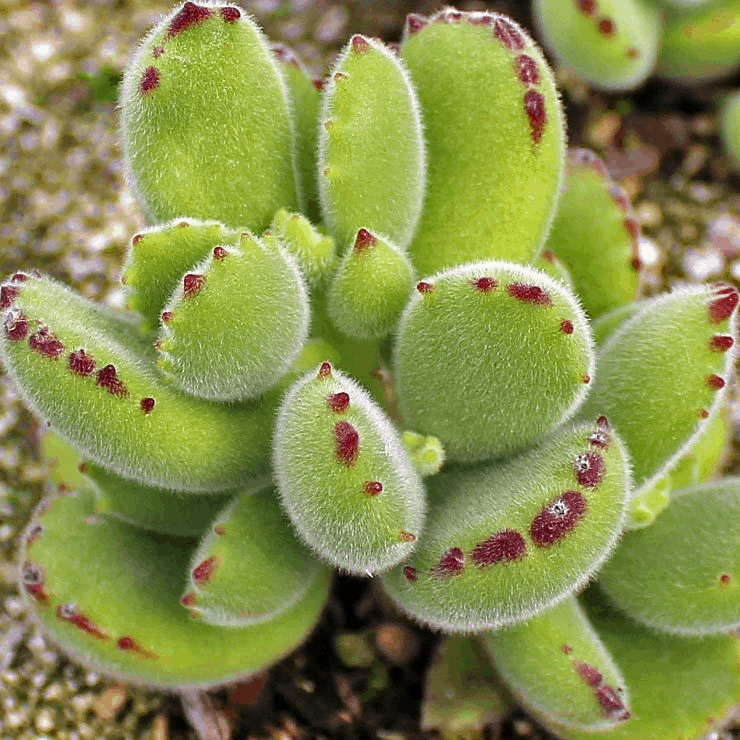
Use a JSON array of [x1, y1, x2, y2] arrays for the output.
[[710, 335, 734, 352], [698, 408, 710, 419], [598, 18, 616, 37], [161, 311, 173, 324], [318, 362, 332, 379], [541, 250, 555, 263], [493, 17, 525, 50], [472, 530, 527, 566], [507, 282, 553, 306], [11, 273, 27, 282], [708, 285, 739, 324], [132, 234, 144, 245], [214, 524, 226, 536], [327, 391, 350, 413], [68, 349, 96, 376], [560, 319, 574, 334], [516, 54, 540, 85], [626, 47, 639, 59], [473, 277, 497, 293], [4, 309, 28, 341], [623, 219, 639, 242], [152, 45, 164, 58], [706, 374, 725, 390], [140, 67, 160, 95], [578, 0, 597, 15], [96, 365, 129, 398], [530, 491, 587, 547], [630, 257, 642, 271], [213, 246, 227, 261], [561, 644, 573, 655], [596, 685, 630, 720], [140, 397, 155, 414], [335, 421, 360, 467], [575, 661, 604, 687], [192, 555, 219, 585], [313, 79, 325, 91], [582, 373, 591, 384], [405, 14, 429, 35], [398, 530, 416, 542], [403, 565, 417, 582], [183, 273, 205, 298], [721, 573, 732, 585], [220, 7, 240, 23], [354, 228, 377, 253], [0, 285, 19, 308], [416, 281, 434, 294], [333, 72, 348, 81], [432, 547, 465, 578], [364, 481, 383, 496], [29, 327, 64, 359], [470, 14, 493, 26], [524, 90, 547, 145], [168, 2, 213, 37], [574, 452, 604, 487]]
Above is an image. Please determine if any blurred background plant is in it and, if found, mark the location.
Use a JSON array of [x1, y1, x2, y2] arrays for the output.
[[1, 1, 740, 738]]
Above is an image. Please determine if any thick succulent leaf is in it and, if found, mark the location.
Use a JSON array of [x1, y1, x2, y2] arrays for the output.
[[318, 34, 425, 251], [0, 273, 274, 491], [156, 232, 309, 401], [546, 588, 740, 740], [122, 219, 241, 335], [86, 463, 237, 537], [544, 149, 641, 318], [19, 485, 331, 689], [381, 420, 631, 632], [271, 209, 336, 288], [394, 261, 594, 463], [272, 45, 322, 223], [421, 635, 511, 736], [120, 2, 298, 228], [183, 486, 327, 626], [401, 10, 565, 274], [599, 478, 740, 635], [591, 301, 643, 346], [273, 363, 426, 575], [534, 249, 575, 292], [580, 283, 738, 494], [482, 596, 630, 732], [656, 0, 740, 83], [327, 229, 415, 340], [533, 0, 660, 91], [40, 429, 88, 493]]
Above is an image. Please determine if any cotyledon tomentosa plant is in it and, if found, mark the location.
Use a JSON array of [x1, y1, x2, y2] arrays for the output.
[[4, 2, 740, 736]]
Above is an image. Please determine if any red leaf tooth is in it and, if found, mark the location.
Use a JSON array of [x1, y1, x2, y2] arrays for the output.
[[0, 285, 19, 308], [706, 374, 726, 390], [493, 17, 525, 50], [168, 2, 213, 38], [516, 54, 540, 85], [153, 45, 164, 58], [220, 7, 241, 23], [22, 563, 49, 604], [507, 282, 553, 306], [530, 491, 587, 547], [560, 319, 574, 334], [698, 408, 710, 419], [117, 635, 158, 658], [192, 555, 219, 585], [708, 285, 739, 324], [398, 530, 416, 542], [472, 530, 527, 566], [473, 277, 497, 293], [416, 281, 434, 295], [140, 67, 160, 95], [350, 34, 371, 53], [578, 0, 598, 16], [161, 311, 173, 324], [588, 416, 611, 448], [405, 14, 429, 35], [29, 327, 64, 359], [596, 685, 630, 720], [183, 273, 205, 299], [403, 565, 417, 582], [56, 604, 108, 640], [140, 398, 155, 414], [709, 335, 734, 352], [181, 592, 198, 607], [96, 365, 129, 398], [4, 309, 28, 341], [364, 481, 383, 496], [11, 273, 28, 282], [327, 392, 350, 413], [335, 421, 360, 467], [354, 228, 377, 253], [68, 349, 96, 376], [574, 452, 604, 487], [524, 90, 547, 144], [317, 362, 333, 379], [598, 18, 616, 37], [575, 661, 604, 687], [432, 547, 465, 578], [213, 246, 227, 261]]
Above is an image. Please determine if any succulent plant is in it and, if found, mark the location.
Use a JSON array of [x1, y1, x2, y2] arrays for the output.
[[4, 2, 740, 737], [533, 0, 740, 90]]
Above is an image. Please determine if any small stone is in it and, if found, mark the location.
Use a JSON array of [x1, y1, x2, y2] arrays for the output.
[[35, 707, 56, 732], [92, 683, 128, 720], [636, 202, 662, 229]]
